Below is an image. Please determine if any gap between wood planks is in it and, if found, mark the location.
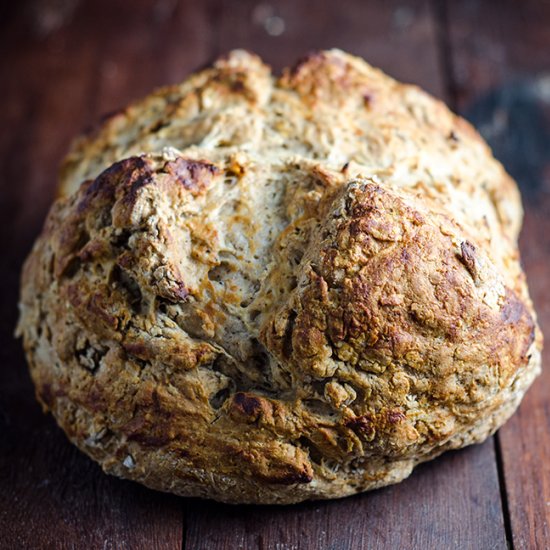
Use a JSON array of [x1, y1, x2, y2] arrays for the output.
[[430, 1, 514, 547]]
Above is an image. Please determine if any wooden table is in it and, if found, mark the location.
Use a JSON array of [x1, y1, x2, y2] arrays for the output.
[[1, 1, 549, 548]]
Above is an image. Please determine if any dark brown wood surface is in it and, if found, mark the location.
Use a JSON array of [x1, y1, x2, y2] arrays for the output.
[[0, 1, 548, 549], [446, 3, 550, 548]]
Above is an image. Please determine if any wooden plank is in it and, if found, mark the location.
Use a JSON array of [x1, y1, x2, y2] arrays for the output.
[[185, 440, 505, 550], [184, 2, 508, 548], [87, 0, 212, 115], [446, 1, 550, 548], [0, 0, 215, 546]]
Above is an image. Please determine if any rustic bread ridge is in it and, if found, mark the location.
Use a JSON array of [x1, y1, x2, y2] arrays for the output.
[[18, 50, 542, 504]]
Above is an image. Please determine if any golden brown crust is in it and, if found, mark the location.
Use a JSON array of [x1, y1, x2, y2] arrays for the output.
[[18, 50, 541, 504]]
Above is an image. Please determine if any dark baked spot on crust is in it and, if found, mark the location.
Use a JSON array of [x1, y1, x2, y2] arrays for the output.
[[501, 289, 531, 325], [163, 158, 220, 195], [363, 92, 374, 107], [124, 412, 174, 448], [230, 392, 272, 423], [345, 415, 375, 438], [387, 410, 406, 424], [448, 130, 460, 143], [122, 341, 149, 359], [499, 289, 536, 365], [458, 240, 478, 282], [77, 156, 154, 215], [233, 392, 263, 416]]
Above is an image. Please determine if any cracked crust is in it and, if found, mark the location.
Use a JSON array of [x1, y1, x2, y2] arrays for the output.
[[18, 50, 542, 504]]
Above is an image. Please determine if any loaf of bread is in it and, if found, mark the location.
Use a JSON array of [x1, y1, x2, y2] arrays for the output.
[[18, 50, 541, 504]]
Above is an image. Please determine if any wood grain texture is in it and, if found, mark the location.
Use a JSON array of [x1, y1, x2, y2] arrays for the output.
[[185, 440, 506, 550], [1, 0, 548, 548], [446, 1, 550, 548]]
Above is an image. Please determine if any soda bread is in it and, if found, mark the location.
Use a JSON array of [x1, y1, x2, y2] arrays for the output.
[[18, 50, 541, 504]]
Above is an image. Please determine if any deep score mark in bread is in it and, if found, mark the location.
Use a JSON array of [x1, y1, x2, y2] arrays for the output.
[[17, 50, 542, 504]]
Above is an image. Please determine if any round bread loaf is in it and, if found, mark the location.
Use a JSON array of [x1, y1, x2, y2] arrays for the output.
[[18, 50, 542, 504]]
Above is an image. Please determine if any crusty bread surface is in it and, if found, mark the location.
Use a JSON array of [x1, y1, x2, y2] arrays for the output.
[[18, 50, 541, 504]]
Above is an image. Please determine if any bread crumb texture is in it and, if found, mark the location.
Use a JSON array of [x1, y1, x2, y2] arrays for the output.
[[18, 50, 542, 504]]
